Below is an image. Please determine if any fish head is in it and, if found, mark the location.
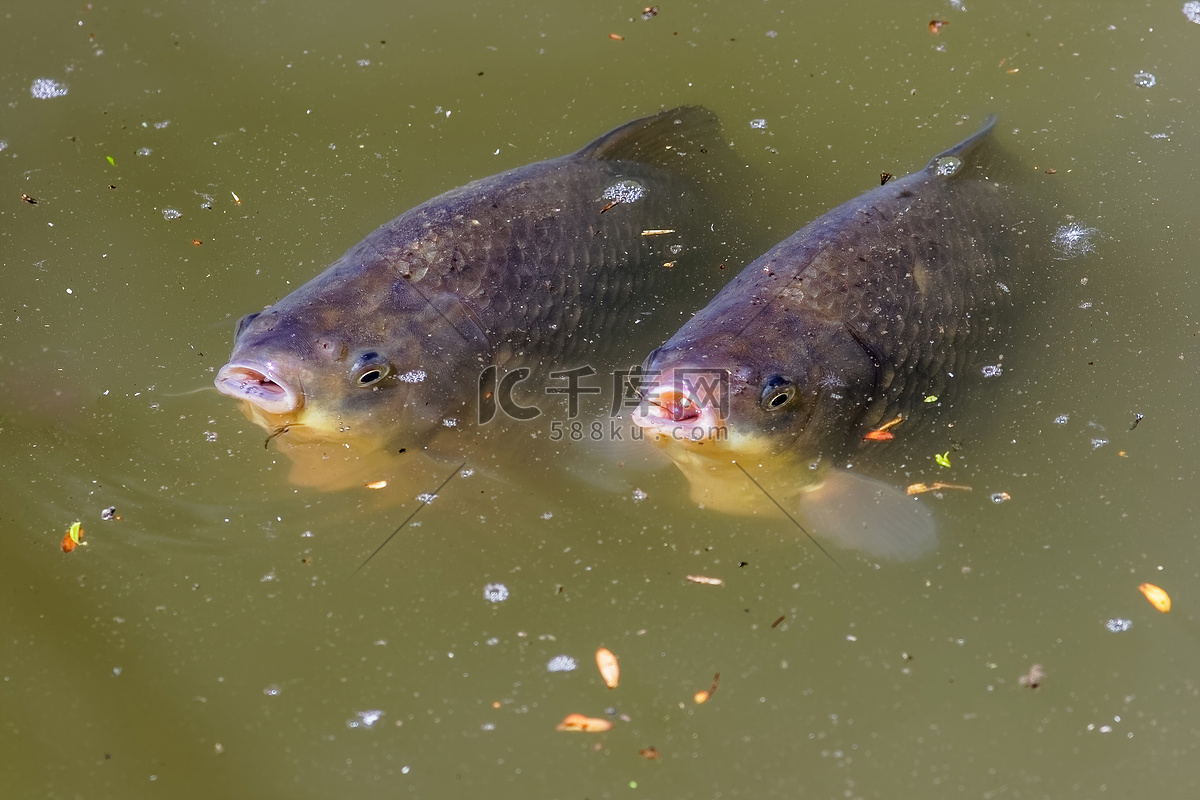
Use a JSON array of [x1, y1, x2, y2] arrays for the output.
[[215, 260, 490, 453], [632, 311, 875, 491]]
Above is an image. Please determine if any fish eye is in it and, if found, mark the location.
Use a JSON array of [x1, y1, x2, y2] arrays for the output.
[[759, 375, 798, 411], [351, 352, 391, 387]]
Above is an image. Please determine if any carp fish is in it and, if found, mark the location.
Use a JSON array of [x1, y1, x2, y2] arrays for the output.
[[632, 115, 1039, 561], [215, 107, 741, 488]]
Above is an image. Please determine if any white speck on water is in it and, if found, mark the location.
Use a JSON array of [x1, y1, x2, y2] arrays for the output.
[[766, 29, 778, 37], [260, 569, 277, 582], [162, 208, 182, 220], [1091, 438, 1108, 450], [1184, 1, 1200, 23], [632, 488, 648, 503], [990, 492, 1010, 504], [485, 637, 499, 645], [416, 492, 437, 503], [1052, 222, 1100, 259], [546, 655, 577, 672], [846, 634, 858, 642], [480, 722, 496, 731], [483, 582, 509, 603], [346, 709, 384, 729], [441, 417, 458, 427], [459, 467, 475, 478], [31, 78, 69, 99], [1106, 618, 1133, 633], [0, 140, 9, 152], [540, 511, 553, 519], [1054, 414, 1070, 425], [136, 147, 152, 156], [204, 431, 217, 442], [401, 766, 410, 775], [112, 667, 122, 676], [602, 179, 645, 204], [1133, 71, 1156, 88], [749, 118, 768, 129], [981, 364, 1002, 378], [153, 120, 171, 129], [357, 58, 371, 67], [263, 684, 281, 696], [397, 369, 426, 383]]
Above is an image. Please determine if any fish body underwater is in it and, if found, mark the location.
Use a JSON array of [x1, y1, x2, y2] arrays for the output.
[[633, 115, 1044, 561], [215, 107, 742, 489]]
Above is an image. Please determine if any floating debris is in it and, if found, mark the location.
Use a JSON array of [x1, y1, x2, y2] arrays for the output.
[[749, 118, 767, 129], [1138, 582, 1171, 613], [21, 193, 36, 204], [694, 672, 720, 704], [990, 491, 1012, 504], [1052, 221, 1100, 259], [596, 647, 620, 689], [1133, 70, 1156, 88], [906, 482, 972, 495], [929, 19, 948, 34], [934, 451, 952, 468], [880, 171, 893, 186], [1186, 1, 1200, 23], [101, 506, 118, 521], [61, 521, 84, 553], [483, 582, 509, 603], [162, 208, 182, 221], [31, 78, 69, 99], [556, 713, 613, 732], [864, 415, 903, 441], [1105, 618, 1133, 633], [685, 574, 724, 587], [638, 746, 660, 759], [640, 228, 676, 236], [640, 6, 659, 20], [608, 32, 625, 41], [346, 709, 384, 729], [1018, 663, 1045, 689], [364, 480, 388, 490], [546, 655, 578, 673]]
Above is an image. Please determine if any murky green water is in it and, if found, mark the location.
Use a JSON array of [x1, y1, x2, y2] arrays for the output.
[[4, 0, 1200, 797]]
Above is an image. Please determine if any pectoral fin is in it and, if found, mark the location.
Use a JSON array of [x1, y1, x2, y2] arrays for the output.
[[795, 469, 937, 562]]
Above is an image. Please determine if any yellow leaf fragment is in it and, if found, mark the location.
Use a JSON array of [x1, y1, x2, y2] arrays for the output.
[[1139, 582, 1171, 613], [556, 713, 613, 732], [364, 480, 388, 490], [595, 647, 620, 689]]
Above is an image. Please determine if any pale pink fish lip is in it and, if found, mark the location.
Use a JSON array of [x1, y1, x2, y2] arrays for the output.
[[632, 382, 723, 440], [214, 362, 301, 415]]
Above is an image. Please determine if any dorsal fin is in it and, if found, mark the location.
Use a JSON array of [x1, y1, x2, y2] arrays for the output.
[[576, 105, 724, 168], [924, 114, 998, 174]]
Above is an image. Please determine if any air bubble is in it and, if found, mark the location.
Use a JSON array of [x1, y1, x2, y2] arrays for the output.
[[933, 155, 962, 177], [483, 583, 509, 603], [1133, 71, 1156, 88]]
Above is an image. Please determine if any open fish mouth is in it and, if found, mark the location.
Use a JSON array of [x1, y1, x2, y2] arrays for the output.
[[632, 381, 727, 445], [214, 362, 301, 416]]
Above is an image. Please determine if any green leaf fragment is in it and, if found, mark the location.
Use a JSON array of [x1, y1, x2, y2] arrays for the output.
[[68, 521, 83, 545], [924, 395, 938, 403], [934, 451, 951, 468], [106, 156, 115, 166]]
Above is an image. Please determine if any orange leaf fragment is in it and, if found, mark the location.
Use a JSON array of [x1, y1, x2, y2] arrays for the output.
[[608, 32, 625, 41], [364, 480, 388, 490], [556, 713, 613, 732], [1139, 582, 1171, 613], [863, 430, 894, 441], [595, 647, 620, 689], [906, 482, 973, 496], [61, 531, 78, 553], [929, 20, 948, 34], [694, 672, 721, 704]]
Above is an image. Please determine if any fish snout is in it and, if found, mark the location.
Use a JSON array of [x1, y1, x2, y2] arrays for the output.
[[215, 362, 302, 415], [632, 381, 726, 444]]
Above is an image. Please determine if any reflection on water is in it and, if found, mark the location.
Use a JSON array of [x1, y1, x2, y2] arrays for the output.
[[3, 0, 1200, 797]]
